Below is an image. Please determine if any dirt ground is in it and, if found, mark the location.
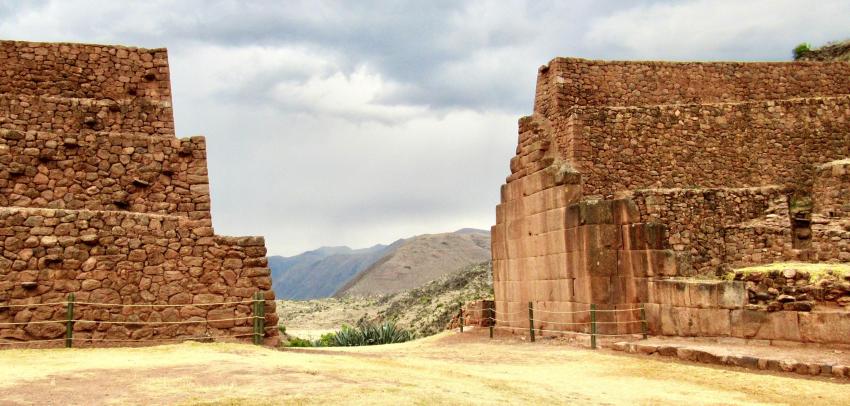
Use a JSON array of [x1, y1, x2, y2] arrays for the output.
[[0, 329, 847, 406]]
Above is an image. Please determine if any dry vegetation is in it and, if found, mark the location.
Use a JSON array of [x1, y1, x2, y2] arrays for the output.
[[733, 262, 850, 281], [0, 331, 846, 405], [277, 262, 493, 341]]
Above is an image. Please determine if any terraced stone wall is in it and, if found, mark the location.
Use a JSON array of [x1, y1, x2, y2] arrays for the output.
[[0, 207, 276, 343], [534, 58, 850, 116], [0, 129, 210, 220]]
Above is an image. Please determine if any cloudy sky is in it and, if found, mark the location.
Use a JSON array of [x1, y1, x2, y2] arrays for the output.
[[1, 1, 847, 255]]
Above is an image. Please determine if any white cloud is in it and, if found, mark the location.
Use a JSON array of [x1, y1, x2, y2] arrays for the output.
[[585, 0, 850, 60]]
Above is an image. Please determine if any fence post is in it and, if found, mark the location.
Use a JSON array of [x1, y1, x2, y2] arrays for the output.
[[65, 293, 75, 348], [458, 304, 464, 333], [489, 325, 493, 339], [252, 292, 261, 345], [590, 304, 597, 350], [640, 303, 648, 340], [258, 292, 265, 345], [528, 301, 535, 343], [488, 302, 494, 339]]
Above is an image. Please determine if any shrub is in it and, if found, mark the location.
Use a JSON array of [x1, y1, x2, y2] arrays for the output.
[[793, 42, 811, 59], [330, 322, 414, 346], [277, 325, 286, 335], [285, 337, 314, 347]]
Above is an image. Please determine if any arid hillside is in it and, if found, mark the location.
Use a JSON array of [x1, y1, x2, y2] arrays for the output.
[[334, 229, 490, 297], [277, 262, 493, 339], [270, 244, 392, 299]]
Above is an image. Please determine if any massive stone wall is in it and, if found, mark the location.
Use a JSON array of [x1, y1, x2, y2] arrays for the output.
[[494, 56, 850, 345], [0, 40, 277, 346]]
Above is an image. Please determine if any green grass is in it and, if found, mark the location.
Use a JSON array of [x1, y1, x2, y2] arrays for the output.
[[731, 262, 850, 282]]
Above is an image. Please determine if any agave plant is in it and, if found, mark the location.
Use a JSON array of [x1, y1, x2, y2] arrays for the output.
[[330, 322, 414, 346]]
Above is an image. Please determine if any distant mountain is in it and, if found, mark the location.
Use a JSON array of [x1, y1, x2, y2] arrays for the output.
[[334, 229, 491, 297], [270, 244, 391, 300]]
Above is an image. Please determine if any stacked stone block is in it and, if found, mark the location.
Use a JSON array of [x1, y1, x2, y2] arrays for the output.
[[0, 40, 277, 345]]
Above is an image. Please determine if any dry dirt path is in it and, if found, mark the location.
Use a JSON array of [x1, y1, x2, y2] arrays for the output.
[[0, 330, 847, 405]]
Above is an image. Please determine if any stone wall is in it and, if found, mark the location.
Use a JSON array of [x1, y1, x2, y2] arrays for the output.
[[645, 279, 850, 345], [0, 94, 174, 136], [0, 129, 210, 220], [534, 58, 850, 116], [0, 40, 172, 102], [0, 207, 276, 343], [0, 40, 277, 346], [813, 160, 850, 219], [557, 96, 850, 198], [630, 187, 786, 274]]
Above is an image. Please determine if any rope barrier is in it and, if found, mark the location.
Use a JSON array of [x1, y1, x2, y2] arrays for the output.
[[531, 308, 591, 315], [0, 316, 255, 327], [0, 333, 258, 346], [0, 302, 68, 308], [73, 300, 256, 308]]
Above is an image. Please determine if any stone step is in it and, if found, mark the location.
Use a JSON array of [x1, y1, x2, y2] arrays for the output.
[[0, 93, 173, 136], [0, 129, 209, 219]]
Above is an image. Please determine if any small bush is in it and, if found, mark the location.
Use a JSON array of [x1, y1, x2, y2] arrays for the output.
[[285, 337, 314, 347], [793, 42, 811, 59], [277, 325, 286, 335]]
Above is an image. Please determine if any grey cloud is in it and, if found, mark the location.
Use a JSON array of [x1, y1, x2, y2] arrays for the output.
[[1, 0, 848, 255]]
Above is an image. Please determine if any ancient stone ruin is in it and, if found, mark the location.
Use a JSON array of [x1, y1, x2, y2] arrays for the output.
[[0, 40, 278, 345], [492, 58, 850, 344]]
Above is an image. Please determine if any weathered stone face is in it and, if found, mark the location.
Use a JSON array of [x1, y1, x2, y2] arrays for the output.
[[493, 57, 850, 344], [0, 40, 277, 346]]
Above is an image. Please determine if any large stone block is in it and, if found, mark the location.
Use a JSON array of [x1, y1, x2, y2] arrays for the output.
[[582, 247, 619, 277], [730, 310, 801, 341], [798, 312, 850, 344], [579, 224, 622, 251], [568, 200, 614, 225], [612, 198, 641, 225], [621, 223, 666, 250]]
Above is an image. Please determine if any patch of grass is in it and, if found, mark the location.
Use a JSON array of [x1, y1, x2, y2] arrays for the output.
[[731, 262, 850, 282]]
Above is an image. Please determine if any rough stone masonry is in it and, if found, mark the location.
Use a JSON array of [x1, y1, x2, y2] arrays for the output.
[[492, 58, 850, 344], [0, 40, 278, 345]]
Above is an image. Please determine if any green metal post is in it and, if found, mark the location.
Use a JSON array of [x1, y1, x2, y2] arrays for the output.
[[528, 301, 535, 343], [640, 303, 648, 340], [590, 304, 597, 350], [458, 304, 463, 333], [252, 292, 260, 345], [65, 293, 75, 348], [258, 292, 265, 345], [489, 325, 493, 339]]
